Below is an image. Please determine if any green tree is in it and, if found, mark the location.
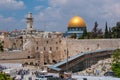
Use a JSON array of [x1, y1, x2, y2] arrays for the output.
[[97, 28, 103, 38], [112, 27, 117, 38], [104, 22, 109, 38], [87, 32, 91, 39], [112, 22, 120, 38], [91, 21, 98, 38], [91, 21, 103, 38], [0, 41, 4, 52], [108, 27, 112, 38], [112, 49, 120, 77], [0, 73, 12, 80], [116, 22, 120, 38]]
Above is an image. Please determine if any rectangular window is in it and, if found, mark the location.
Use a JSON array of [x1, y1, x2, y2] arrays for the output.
[[50, 47, 52, 51], [36, 47, 39, 50], [56, 47, 58, 50], [46, 41, 48, 44], [56, 42, 58, 44], [44, 47, 46, 51], [36, 41, 38, 44]]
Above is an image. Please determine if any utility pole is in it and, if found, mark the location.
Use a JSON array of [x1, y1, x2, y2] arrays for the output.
[[39, 38, 44, 70], [66, 38, 68, 72]]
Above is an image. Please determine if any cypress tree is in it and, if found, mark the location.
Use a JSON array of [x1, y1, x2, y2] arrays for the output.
[[91, 21, 98, 38], [104, 22, 109, 38], [108, 27, 112, 38], [0, 42, 4, 52], [116, 22, 120, 38]]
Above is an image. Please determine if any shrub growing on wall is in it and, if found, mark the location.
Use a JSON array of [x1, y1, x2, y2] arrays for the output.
[[112, 49, 120, 78]]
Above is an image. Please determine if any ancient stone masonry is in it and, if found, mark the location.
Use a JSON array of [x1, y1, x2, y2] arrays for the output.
[[65, 39, 120, 57], [1, 37, 120, 68], [0, 13, 120, 69]]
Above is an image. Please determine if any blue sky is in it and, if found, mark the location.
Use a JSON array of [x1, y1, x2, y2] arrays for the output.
[[0, 0, 120, 32]]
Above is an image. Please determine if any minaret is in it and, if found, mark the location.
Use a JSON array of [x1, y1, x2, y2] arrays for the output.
[[26, 13, 33, 31]]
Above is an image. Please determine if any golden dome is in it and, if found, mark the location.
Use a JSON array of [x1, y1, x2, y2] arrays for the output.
[[68, 16, 86, 28]]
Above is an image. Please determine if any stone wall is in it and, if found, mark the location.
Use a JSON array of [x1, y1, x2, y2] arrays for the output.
[[0, 59, 35, 64], [0, 51, 32, 60], [32, 37, 63, 64], [1, 38, 120, 66], [4, 37, 23, 50], [62, 39, 120, 58], [0, 51, 35, 64]]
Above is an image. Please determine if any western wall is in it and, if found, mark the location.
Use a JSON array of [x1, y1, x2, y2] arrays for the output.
[[62, 39, 120, 57], [0, 51, 35, 64], [0, 38, 120, 65]]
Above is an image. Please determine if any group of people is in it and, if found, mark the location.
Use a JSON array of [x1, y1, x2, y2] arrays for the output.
[[13, 69, 30, 80], [0, 65, 6, 71]]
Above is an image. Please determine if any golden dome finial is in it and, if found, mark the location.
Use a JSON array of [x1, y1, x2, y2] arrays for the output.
[[68, 16, 86, 28]]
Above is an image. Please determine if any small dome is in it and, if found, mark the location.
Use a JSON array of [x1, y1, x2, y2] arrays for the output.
[[68, 16, 86, 28]]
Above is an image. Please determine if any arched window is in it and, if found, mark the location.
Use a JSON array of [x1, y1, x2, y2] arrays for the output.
[[52, 60, 57, 64]]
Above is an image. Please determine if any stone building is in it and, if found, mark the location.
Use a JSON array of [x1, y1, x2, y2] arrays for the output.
[[0, 13, 120, 69]]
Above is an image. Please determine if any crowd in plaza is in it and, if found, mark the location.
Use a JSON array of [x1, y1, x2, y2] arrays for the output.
[[0, 65, 6, 71]]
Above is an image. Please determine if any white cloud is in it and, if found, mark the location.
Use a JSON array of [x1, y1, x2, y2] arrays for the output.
[[49, 0, 68, 7], [34, 5, 43, 11], [30, 0, 120, 31], [0, 0, 119, 32], [0, 15, 25, 31], [0, 0, 25, 10]]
